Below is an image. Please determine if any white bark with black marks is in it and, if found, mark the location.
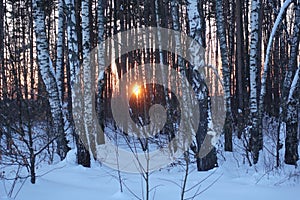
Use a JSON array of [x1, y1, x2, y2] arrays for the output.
[[56, 0, 65, 102], [32, 0, 69, 160], [285, 65, 299, 165], [249, 0, 261, 164], [82, 0, 100, 159], [215, 0, 233, 152], [66, 0, 91, 167], [187, 0, 217, 171], [82, 0, 105, 163], [284, 2, 300, 164]]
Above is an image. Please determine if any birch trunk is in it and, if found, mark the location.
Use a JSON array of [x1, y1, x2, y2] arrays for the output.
[[284, 1, 300, 165], [66, 0, 90, 167], [0, 0, 6, 99], [155, 0, 164, 63], [56, 0, 65, 102], [97, 0, 106, 131], [32, 0, 69, 160], [215, 0, 233, 152], [249, 0, 261, 164], [187, 0, 217, 171], [82, 0, 100, 159], [276, 0, 296, 104], [285, 65, 299, 165]]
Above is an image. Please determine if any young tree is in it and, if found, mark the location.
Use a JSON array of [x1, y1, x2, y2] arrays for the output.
[[249, 0, 261, 164], [282, 2, 300, 104], [0, 0, 4, 99], [97, 0, 106, 129], [235, 0, 245, 123], [56, 0, 66, 103], [215, 0, 233, 152]]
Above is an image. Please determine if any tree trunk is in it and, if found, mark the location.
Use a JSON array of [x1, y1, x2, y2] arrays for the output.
[[215, 0, 233, 152], [66, 0, 91, 167], [56, 0, 66, 103], [249, 0, 261, 164], [97, 0, 106, 131], [186, 0, 218, 171], [282, 1, 300, 102], [284, 1, 300, 166], [0, 0, 7, 100], [236, 0, 244, 115], [285, 63, 300, 165], [32, 0, 69, 160], [154, 0, 164, 64], [82, 0, 101, 159]]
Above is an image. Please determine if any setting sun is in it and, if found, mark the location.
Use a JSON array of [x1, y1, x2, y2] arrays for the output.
[[133, 84, 141, 96]]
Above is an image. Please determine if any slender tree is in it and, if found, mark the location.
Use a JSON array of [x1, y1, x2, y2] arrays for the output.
[[216, 0, 233, 152], [0, 0, 4, 99], [32, 0, 69, 160], [56, 0, 66, 103], [249, 0, 261, 164], [285, 64, 299, 165], [97, 0, 106, 130]]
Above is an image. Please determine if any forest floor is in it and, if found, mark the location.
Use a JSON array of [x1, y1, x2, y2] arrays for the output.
[[1, 148, 300, 200]]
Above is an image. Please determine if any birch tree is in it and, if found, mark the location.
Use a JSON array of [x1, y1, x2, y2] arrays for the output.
[[65, 0, 91, 167], [280, 1, 297, 104], [97, 0, 106, 129], [32, 0, 69, 160], [155, 0, 164, 63], [284, 1, 300, 165], [215, 0, 233, 152], [0, 0, 4, 99], [249, 0, 261, 164], [285, 65, 299, 165], [82, 0, 102, 160], [56, 0, 66, 103], [187, 0, 217, 171]]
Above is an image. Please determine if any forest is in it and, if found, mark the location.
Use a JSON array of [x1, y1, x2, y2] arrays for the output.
[[0, 0, 299, 199]]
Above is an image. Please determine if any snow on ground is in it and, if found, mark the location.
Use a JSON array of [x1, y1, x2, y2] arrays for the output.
[[1, 149, 299, 200]]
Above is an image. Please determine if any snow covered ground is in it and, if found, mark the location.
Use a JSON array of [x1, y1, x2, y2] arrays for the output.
[[1, 149, 299, 200]]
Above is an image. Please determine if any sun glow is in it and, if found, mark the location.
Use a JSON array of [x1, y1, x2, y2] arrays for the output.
[[133, 84, 141, 96]]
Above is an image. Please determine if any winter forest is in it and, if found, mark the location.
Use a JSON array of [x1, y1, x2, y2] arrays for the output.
[[0, 0, 300, 199]]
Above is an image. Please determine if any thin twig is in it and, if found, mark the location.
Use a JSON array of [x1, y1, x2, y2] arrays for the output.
[[185, 173, 223, 200]]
